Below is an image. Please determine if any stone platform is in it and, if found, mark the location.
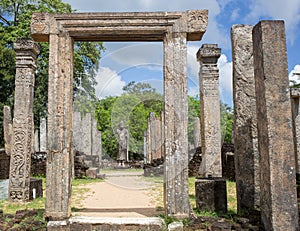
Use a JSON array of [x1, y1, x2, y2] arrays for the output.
[[47, 216, 166, 231]]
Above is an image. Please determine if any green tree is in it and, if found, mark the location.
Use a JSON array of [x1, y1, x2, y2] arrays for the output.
[[95, 81, 163, 159], [188, 95, 201, 144], [0, 0, 104, 147], [220, 102, 233, 144]]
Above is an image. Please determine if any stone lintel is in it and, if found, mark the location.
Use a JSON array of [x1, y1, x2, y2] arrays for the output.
[[31, 10, 208, 42]]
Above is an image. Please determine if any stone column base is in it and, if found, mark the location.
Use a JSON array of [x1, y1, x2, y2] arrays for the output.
[[195, 177, 227, 214]]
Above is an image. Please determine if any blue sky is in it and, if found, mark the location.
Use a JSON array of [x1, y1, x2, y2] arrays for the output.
[[63, 0, 300, 107]]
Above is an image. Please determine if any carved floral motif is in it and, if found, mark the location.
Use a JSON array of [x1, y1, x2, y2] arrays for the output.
[[31, 13, 48, 33]]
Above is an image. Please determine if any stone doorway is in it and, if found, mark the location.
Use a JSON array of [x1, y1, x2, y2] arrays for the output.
[[30, 10, 208, 220]]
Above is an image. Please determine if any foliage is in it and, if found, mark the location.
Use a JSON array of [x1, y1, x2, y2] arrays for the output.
[[95, 81, 163, 159], [0, 0, 104, 147], [95, 81, 233, 159], [188, 95, 201, 144], [220, 102, 233, 144]]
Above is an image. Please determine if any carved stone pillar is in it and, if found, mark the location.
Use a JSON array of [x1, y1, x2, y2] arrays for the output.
[[253, 20, 298, 230], [45, 32, 74, 220], [193, 117, 201, 148], [231, 25, 260, 215], [3, 105, 13, 156], [164, 32, 189, 218], [197, 44, 222, 177], [9, 38, 39, 202]]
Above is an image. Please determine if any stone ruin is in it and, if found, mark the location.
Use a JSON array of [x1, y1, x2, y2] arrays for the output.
[[27, 10, 208, 223], [4, 8, 300, 231], [144, 112, 164, 176], [72, 111, 102, 178], [232, 21, 299, 230]]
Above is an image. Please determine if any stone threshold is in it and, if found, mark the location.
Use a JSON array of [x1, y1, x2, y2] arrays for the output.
[[48, 216, 166, 231]]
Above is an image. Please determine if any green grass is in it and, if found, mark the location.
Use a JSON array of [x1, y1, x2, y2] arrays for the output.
[[226, 180, 237, 214], [0, 177, 103, 215], [188, 177, 237, 217]]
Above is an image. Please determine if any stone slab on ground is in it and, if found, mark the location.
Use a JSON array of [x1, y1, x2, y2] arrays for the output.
[[48, 216, 166, 231]]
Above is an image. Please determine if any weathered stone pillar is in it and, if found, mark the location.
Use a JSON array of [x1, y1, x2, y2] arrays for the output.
[[193, 117, 201, 148], [195, 178, 227, 213], [82, 113, 92, 155], [150, 112, 156, 161], [40, 118, 47, 152], [34, 129, 40, 152], [143, 131, 147, 164], [72, 111, 82, 152], [45, 32, 74, 220], [146, 115, 152, 164], [231, 24, 260, 215], [3, 105, 13, 156], [253, 20, 299, 230], [291, 88, 300, 179], [148, 112, 163, 161], [160, 110, 165, 159], [197, 44, 222, 177], [92, 118, 102, 166], [164, 32, 189, 218], [9, 38, 39, 202]]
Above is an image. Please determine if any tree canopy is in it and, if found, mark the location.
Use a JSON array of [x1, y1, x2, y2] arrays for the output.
[[0, 0, 104, 147], [95, 80, 234, 160]]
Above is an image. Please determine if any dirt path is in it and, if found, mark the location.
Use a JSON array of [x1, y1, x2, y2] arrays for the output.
[[73, 170, 163, 217]]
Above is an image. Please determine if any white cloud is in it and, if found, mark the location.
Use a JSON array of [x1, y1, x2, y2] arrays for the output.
[[188, 86, 199, 97], [289, 64, 300, 85], [95, 67, 126, 98], [102, 43, 163, 70], [63, 0, 230, 49], [245, 0, 300, 44], [230, 8, 240, 21], [218, 54, 233, 105], [187, 45, 200, 83]]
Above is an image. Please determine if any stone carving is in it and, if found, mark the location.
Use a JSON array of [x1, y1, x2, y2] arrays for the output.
[[9, 38, 39, 202], [31, 11, 208, 42], [188, 10, 207, 30], [197, 44, 222, 178], [3, 106, 13, 156], [116, 121, 129, 166], [30, 13, 49, 38]]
